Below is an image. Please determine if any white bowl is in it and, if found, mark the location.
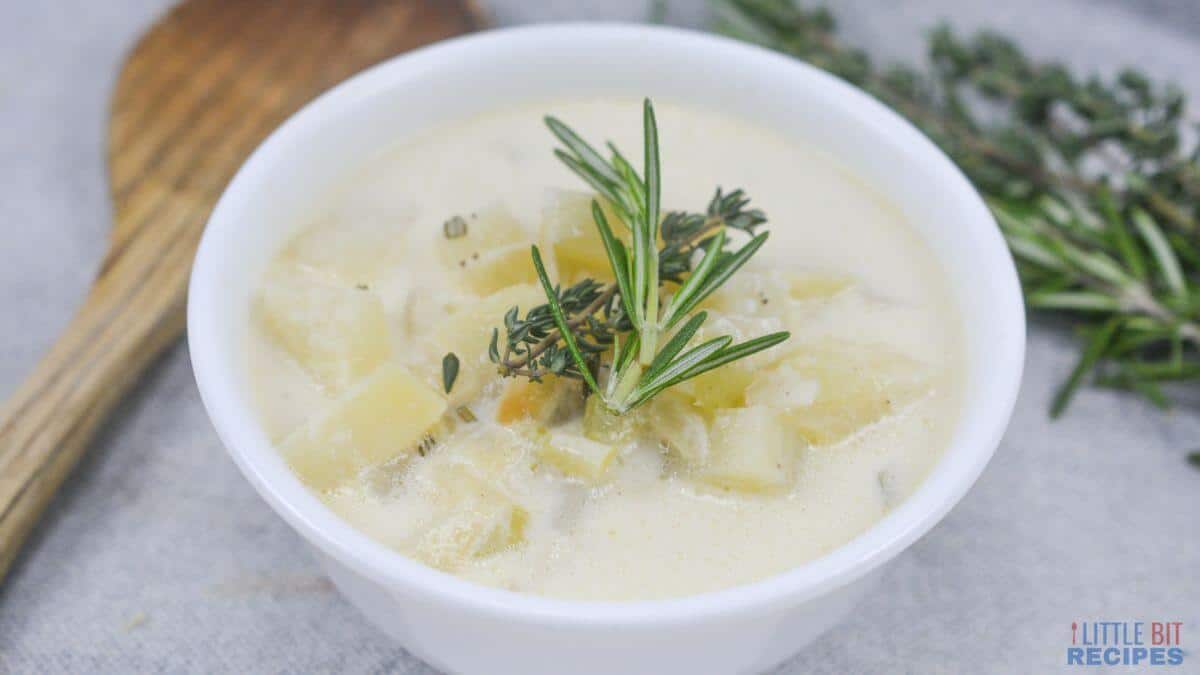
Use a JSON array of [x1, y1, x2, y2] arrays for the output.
[[189, 24, 1024, 675]]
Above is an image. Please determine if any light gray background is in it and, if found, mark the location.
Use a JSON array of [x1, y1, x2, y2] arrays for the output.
[[1, 1, 1198, 673]]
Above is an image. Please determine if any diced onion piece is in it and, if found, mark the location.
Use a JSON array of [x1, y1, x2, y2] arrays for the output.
[[539, 431, 617, 481], [260, 265, 391, 393], [280, 363, 446, 490], [694, 406, 796, 494]]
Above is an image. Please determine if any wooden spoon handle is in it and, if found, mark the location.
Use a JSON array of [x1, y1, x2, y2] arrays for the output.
[[0, 230, 192, 580], [0, 0, 484, 585]]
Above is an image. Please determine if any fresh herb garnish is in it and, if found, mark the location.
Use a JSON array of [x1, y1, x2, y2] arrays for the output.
[[712, 0, 1200, 419], [443, 215, 468, 239], [490, 99, 789, 414], [441, 352, 460, 394]]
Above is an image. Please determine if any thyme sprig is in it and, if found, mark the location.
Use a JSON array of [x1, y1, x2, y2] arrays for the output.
[[660, 188, 768, 283], [489, 99, 789, 413], [712, 0, 1200, 416], [491, 278, 619, 381]]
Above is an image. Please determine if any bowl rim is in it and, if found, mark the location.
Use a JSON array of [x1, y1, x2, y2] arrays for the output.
[[188, 22, 1025, 627]]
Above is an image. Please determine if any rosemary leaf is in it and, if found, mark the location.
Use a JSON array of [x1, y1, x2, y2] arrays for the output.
[[545, 117, 622, 186], [530, 245, 601, 396], [663, 330, 792, 387], [629, 335, 733, 407], [662, 229, 725, 329], [644, 311, 709, 383], [593, 201, 638, 322], [1027, 291, 1123, 312], [1051, 318, 1122, 417], [644, 98, 662, 246], [1131, 208, 1187, 303], [680, 232, 770, 315]]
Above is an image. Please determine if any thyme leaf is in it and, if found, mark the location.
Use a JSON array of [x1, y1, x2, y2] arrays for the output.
[[441, 352, 460, 394]]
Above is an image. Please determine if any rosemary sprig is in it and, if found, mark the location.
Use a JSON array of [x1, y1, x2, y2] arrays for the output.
[[489, 189, 766, 381], [711, 0, 1200, 416], [490, 99, 789, 414]]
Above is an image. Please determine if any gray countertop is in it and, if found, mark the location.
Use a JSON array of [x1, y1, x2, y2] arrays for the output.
[[1, 1, 1198, 673]]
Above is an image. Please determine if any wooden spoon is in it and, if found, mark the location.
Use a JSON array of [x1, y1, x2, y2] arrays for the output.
[[0, 0, 485, 582]]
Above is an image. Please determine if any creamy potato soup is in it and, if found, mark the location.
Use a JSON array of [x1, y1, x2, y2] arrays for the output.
[[248, 99, 964, 601]]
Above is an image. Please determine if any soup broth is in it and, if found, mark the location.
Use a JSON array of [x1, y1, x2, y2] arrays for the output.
[[248, 99, 964, 601]]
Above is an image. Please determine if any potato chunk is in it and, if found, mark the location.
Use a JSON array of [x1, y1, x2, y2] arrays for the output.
[[455, 244, 539, 295], [539, 432, 617, 481], [427, 284, 544, 405], [495, 375, 582, 425], [281, 219, 408, 286], [415, 466, 528, 571], [437, 204, 525, 269], [280, 363, 446, 490], [641, 392, 709, 469], [437, 206, 540, 294], [694, 406, 796, 493], [260, 266, 391, 393], [542, 190, 620, 283], [772, 340, 930, 445]]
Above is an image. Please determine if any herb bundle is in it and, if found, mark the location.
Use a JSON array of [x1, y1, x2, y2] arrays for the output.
[[711, 0, 1200, 416], [489, 99, 790, 414]]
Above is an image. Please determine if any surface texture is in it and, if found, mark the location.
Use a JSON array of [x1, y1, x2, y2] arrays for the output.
[[0, 1, 1197, 673]]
